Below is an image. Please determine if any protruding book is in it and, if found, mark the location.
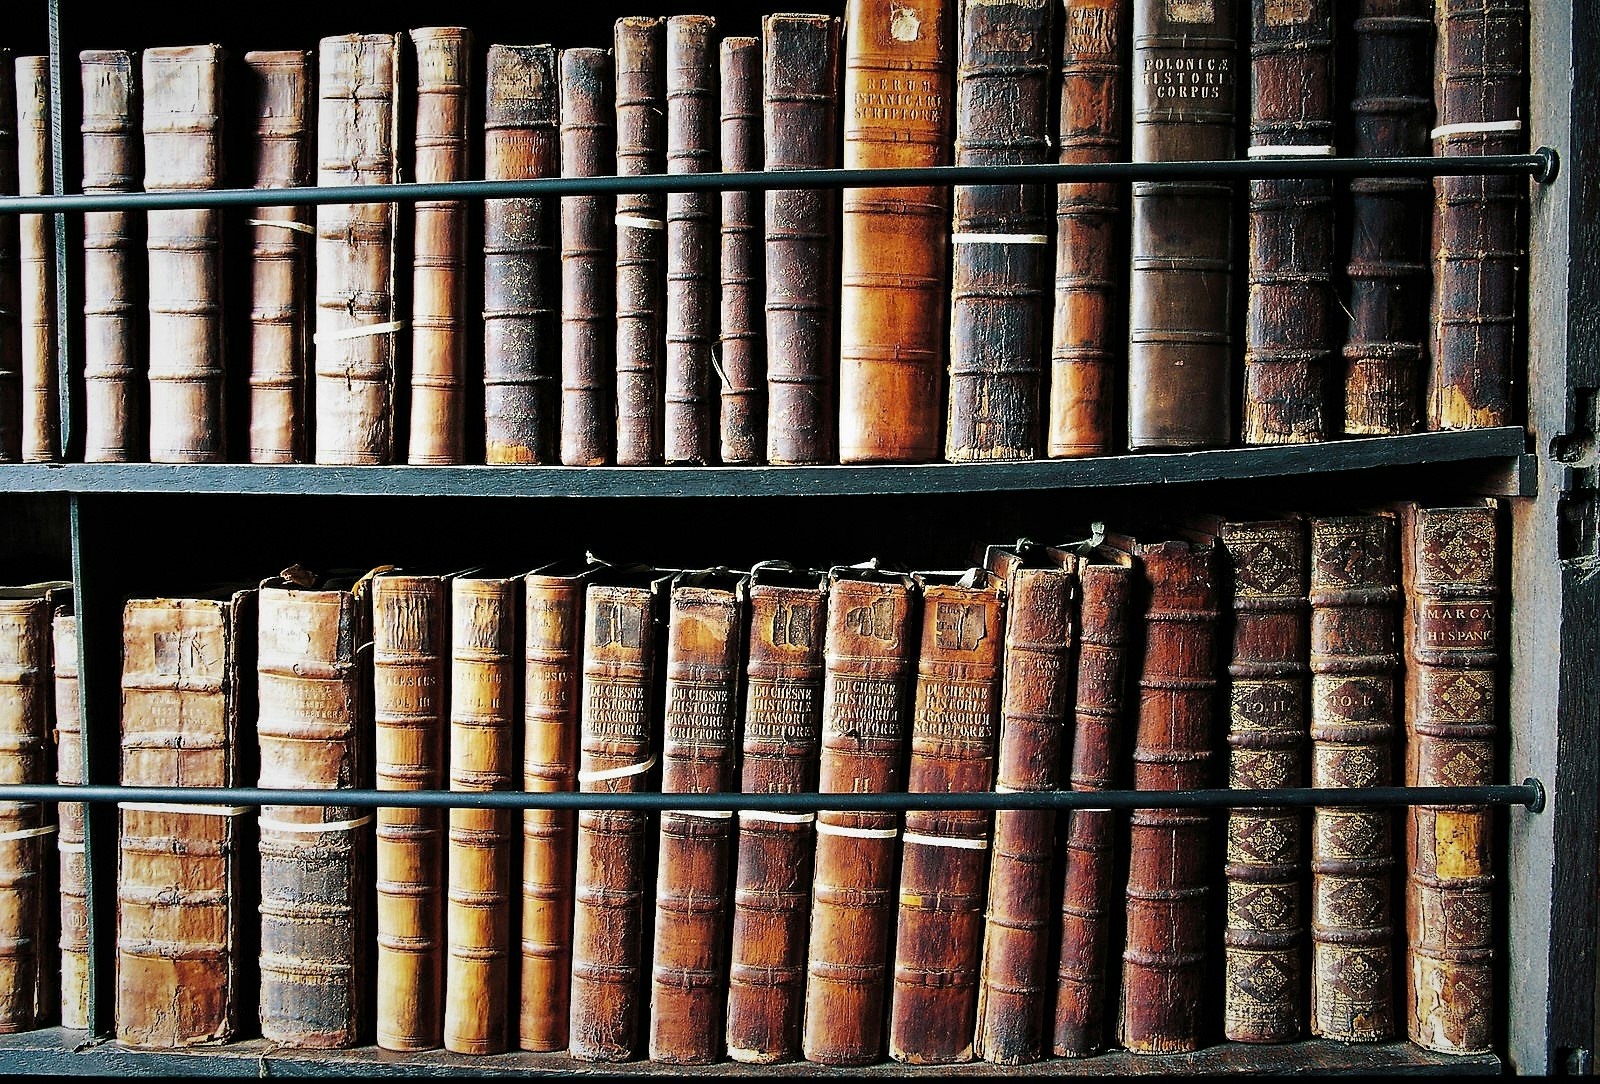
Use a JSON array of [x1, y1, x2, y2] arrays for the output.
[[719, 37, 764, 465]]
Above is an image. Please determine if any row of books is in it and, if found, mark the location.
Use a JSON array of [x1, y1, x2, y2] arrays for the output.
[[0, 498, 1501, 1063], [0, 0, 1526, 467]]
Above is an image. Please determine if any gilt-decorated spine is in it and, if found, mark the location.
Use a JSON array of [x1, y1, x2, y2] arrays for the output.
[[559, 48, 615, 467], [0, 53, 19, 463], [719, 37, 764, 466], [52, 613, 86, 1030], [0, 591, 53, 1031], [15, 57, 56, 464]]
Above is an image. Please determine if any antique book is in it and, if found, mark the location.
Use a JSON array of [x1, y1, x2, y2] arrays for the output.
[[244, 51, 312, 465], [725, 564, 827, 1064], [1426, 0, 1527, 430], [408, 28, 473, 466], [256, 570, 372, 1048], [314, 34, 401, 465], [1342, 0, 1433, 436], [1127, 0, 1240, 449], [1398, 500, 1499, 1053], [802, 565, 917, 1066], [52, 610, 87, 1030], [484, 44, 560, 466], [1243, 0, 1335, 445], [1308, 513, 1398, 1042], [559, 47, 615, 467], [837, 0, 954, 464], [15, 57, 56, 464], [889, 569, 1006, 1064], [116, 591, 254, 1048], [371, 572, 448, 1051], [1047, 0, 1128, 459], [81, 49, 141, 464], [664, 15, 720, 466], [763, 14, 840, 466], [0, 52, 18, 463], [613, 17, 666, 467], [718, 36, 764, 466], [944, 0, 1053, 462], [650, 569, 744, 1063], [974, 543, 1076, 1065], [445, 573, 519, 1054]]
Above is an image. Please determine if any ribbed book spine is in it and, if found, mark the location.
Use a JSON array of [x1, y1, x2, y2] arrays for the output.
[[52, 612, 87, 1030], [559, 48, 615, 467], [0, 53, 18, 463], [15, 57, 56, 464], [719, 37, 764, 466]]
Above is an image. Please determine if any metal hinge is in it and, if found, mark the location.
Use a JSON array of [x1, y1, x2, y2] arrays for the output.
[[1554, 387, 1598, 559]]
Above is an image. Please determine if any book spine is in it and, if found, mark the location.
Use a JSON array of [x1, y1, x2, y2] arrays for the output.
[[314, 34, 400, 465], [726, 581, 826, 1064], [719, 37, 764, 466], [803, 575, 916, 1066], [484, 44, 560, 466], [16, 57, 56, 464], [372, 576, 446, 1051], [651, 582, 742, 1063], [945, 0, 1053, 462], [838, 0, 954, 464], [408, 27, 472, 466], [0, 52, 18, 463], [52, 613, 87, 1030], [244, 51, 312, 465], [559, 48, 615, 467], [0, 595, 51, 1031], [444, 576, 518, 1054], [762, 14, 840, 466], [1309, 513, 1398, 1042], [1243, 0, 1335, 445], [1127, 0, 1239, 449], [81, 50, 141, 464]]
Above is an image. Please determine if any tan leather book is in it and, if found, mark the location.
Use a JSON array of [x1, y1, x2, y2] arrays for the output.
[[15, 58, 56, 464], [0, 52, 19, 463], [116, 591, 254, 1048], [51, 610, 87, 1031], [837, 0, 954, 464], [614, 17, 666, 467], [719, 36, 764, 466]]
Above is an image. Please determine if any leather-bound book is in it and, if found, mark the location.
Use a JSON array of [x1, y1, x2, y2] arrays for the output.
[[1243, 1, 1335, 445], [445, 573, 519, 1054], [1127, 0, 1240, 450], [81, 50, 141, 464], [408, 28, 472, 466], [1047, 0, 1128, 459], [1426, 0, 1526, 430], [559, 47, 615, 467], [945, 0, 1053, 462], [244, 51, 312, 464], [838, 0, 954, 464], [763, 14, 840, 466], [117, 591, 254, 1048], [371, 572, 448, 1051], [315, 34, 400, 465], [973, 543, 1076, 1065], [665, 15, 719, 466], [0, 52, 19, 463], [51, 610, 87, 1030], [719, 37, 764, 466], [1308, 513, 1398, 1042], [651, 569, 744, 1064], [1342, 0, 1432, 436], [726, 563, 827, 1064], [484, 45, 560, 465], [803, 564, 917, 1066], [1398, 500, 1499, 1053], [256, 570, 372, 1048], [889, 569, 1006, 1064], [613, 17, 666, 467], [15, 58, 56, 464]]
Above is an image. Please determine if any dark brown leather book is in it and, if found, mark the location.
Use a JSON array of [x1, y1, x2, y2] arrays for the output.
[[1308, 513, 1398, 1042], [719, 36, 764, 466], [651, 569, 744, 1064], [484, 44, 560, 466], [1341, 0, 1433, 436], [1127, 0, 1239, 450], [762, 14, 840, 466], [1047, 0, 1128, 459], [15, 57, 56, 464], [665, 15, 719, 466], [1397, 500, 1499, 1054], [81, 50, 141, 464], [244, 51, 312, 465], [52, 610, 87, 1030], [408, 28, 472, 467], [725, 564, 827, 1064], [1243, 1, 1335, 445], [1426, 0, 1526, 431], [0, 53, 19, 464], [116, 591, 254, 1048], [314, 34, 400, 465], [944, 0, 1053, 463], [838, 0, 954, 464], [559, 47, 615, 467], [803, 565, 917, 1066]]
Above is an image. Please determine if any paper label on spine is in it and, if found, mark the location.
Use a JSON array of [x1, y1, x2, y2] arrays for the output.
[[1166, 0, 1215, 22]]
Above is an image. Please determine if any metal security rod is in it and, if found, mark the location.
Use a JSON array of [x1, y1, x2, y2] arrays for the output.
[[0, 150, 1559, 215]]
